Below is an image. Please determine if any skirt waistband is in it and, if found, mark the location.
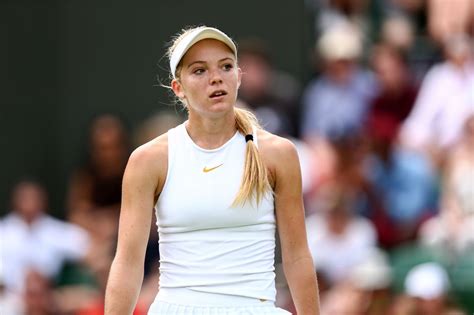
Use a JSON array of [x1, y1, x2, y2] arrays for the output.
[[155, 287, 273, 307]]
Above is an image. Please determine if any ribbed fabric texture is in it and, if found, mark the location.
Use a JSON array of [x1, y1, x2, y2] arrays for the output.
[[154, 122, 277, 303]]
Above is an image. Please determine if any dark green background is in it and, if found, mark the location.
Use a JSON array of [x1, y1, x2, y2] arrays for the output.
[[1, 0, 314, 216]]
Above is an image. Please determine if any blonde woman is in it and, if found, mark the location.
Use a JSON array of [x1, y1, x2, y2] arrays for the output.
[[104, 26, 320, 314]]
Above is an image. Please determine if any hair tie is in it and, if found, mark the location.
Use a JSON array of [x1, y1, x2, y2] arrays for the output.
[[245, 134, 253, 142]]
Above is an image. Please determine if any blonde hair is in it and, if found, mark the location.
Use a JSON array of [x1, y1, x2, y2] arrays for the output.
[[167, 26, 271, 206], [232, 107, 271, 206]]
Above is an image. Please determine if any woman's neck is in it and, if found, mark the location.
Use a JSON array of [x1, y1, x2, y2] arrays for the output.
[[185, 111, 237, 149]]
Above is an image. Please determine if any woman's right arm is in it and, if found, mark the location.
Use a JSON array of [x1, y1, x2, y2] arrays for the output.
[[104, 137, 167, 315]]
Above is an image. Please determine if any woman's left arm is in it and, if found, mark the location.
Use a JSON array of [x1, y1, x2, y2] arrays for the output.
[[269, 136, 320, 315]]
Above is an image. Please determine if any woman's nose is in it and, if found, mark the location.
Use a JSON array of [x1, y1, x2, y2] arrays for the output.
[[209, 69, 223, 85]]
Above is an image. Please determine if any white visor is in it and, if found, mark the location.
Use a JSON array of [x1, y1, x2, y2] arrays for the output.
[[169, 27, 237, 79]]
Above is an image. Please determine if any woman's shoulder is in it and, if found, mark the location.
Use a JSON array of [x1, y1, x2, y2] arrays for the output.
[[257, 130, 297, 154], [257, 130, 299, 168], [123, 133, 170, 195], [127, 133, 169, 173], [257, 130, 303, 192]]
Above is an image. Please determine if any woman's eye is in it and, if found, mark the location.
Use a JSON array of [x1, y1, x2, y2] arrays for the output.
[[223, 64, 233, 71], [193, 68, 205, 75]]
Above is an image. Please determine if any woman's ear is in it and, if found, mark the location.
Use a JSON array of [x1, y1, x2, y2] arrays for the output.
[[171, 79, 185, 99], [237, 67, 242, 89]]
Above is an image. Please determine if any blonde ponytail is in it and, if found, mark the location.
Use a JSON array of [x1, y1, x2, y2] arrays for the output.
[[232, 107, 271, 207]]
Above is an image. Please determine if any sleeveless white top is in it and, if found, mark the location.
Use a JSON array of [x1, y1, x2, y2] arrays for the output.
[[155, 122, 276, 301]]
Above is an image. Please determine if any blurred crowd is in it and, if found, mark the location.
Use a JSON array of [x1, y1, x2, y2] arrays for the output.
[[1, 0, 473, 314]]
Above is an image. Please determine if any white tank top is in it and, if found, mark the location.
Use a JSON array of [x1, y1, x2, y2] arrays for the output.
[[155, 122, 276, 301]]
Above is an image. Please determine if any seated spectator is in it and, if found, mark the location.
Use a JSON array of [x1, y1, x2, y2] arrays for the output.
[[403, 262, 454, 315], [399, 33, 474, 165], [365, 114, 438, 228], [368, 42, 418, 140], [306, 185, 377, 285], [301, 24, 379, 201], [301, 22, 378, 143], [0, 180, 90, 294], [419, 114, 474, 252], [321, 248, 393, 315], [67, 114, 129, 241], [304, 131, 375, 218]]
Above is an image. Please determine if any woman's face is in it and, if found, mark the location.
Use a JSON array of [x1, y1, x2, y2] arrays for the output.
[[172, 39, 241, 118]]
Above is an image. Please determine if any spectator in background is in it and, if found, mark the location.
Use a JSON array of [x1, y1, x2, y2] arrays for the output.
[[348, 248, 393, 315], [368, 43, 418, 135], [237, 38, 301, 137], [419, 114, 474, 252], [67, 114, 130, 242], [301, 23, 378, 198], [305, 184, 377, 286], [399, 33, 474, 165], [321, 248, 393, 315], [303, 130, 378, 220], [301, 22, 378, 143], [0, 180, 90, 294], [403, 262, 455, 315], [364, 114, 438, 247]]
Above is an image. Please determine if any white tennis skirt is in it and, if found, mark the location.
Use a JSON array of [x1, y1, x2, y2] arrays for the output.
[[148, 288, 292, 315]]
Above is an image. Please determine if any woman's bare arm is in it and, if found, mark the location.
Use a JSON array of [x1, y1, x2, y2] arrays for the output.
[[262, 133, 320, 314], [104, 136, 167, 314]]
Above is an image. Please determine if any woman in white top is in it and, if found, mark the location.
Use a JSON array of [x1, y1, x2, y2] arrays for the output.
[[104, 26, 320, 315]]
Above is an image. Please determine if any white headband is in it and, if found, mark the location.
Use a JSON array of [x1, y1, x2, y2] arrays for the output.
[[169, 27, 237, 79]]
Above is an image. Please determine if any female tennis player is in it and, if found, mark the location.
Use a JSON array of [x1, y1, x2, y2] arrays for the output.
[[105, 26, 320, 314]]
